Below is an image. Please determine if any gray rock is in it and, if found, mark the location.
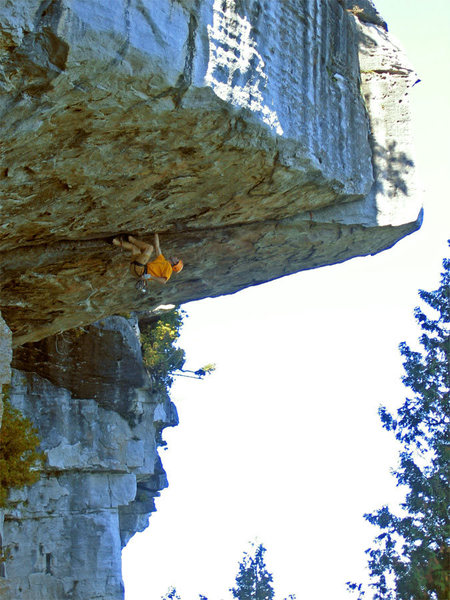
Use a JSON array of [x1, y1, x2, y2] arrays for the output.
[[0, 313, 11, 390], [0, 0, 421, 346], [0, 2, 423, 598], [2, 318, 177, 599], [0, 313, 12, 568], [310, 7, 420, 229], [12, 316, 152, 423], [342, 0, 388, 30]]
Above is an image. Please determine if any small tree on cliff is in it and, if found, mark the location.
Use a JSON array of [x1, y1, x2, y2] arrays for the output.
[[140, 308, 186, 390], [348, 251, 449, 599], [140, 308, 216, 389], [0, 391, 45, 508]]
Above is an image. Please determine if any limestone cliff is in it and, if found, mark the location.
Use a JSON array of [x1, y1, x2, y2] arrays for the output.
[[0, 313, 12, 584], [2, 316, 177, 599], [0, 1, 422, 599], [0, 0, 421, 347]]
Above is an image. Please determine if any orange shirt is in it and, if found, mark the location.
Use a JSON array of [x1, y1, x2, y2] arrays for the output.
[[147, 254, 173, 281]]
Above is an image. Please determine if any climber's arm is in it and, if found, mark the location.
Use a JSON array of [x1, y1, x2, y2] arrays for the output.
[[151, 275, 167, 285], [153, 233, 162, 256]]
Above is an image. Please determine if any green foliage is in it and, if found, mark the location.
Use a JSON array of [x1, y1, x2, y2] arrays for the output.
[[348, 253, 450, 600], [230, 543, 275, 600], [173, 363, 217, 380], [158, 542, 295, 600], [161, 589, 207, 600], [0, 545, 12, 563], [0, 391, 45, 508], [161, 588, 182, 600], [140, 309, 186, 390]]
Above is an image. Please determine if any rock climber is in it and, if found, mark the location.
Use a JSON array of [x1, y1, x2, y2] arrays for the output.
[[113, 233, 183, 284]]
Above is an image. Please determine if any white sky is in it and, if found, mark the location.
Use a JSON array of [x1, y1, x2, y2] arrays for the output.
[[122, 2, 450, 599]]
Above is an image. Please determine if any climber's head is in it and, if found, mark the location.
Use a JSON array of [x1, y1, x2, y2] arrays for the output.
[[170, 257, 183, 273]]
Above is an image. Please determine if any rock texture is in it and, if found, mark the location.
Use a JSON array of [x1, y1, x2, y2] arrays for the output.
[[2, 316, 177, 600], [0, 314, 11, 389], [0, 313, 12, 585], [0, 1, 422, 598], [0, 0, 421, 347]]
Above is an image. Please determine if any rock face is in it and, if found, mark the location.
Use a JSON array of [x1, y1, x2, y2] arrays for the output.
[[0, 313, 12, 585], [0, 1, 422, 598], [2, 316, 177, 600], [0, 312, 12, 427], [0, 0, 421, 347]]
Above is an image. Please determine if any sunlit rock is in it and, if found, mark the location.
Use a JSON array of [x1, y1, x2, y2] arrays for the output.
[[0, 0, 421, 346], [0, 1, 422, 598]]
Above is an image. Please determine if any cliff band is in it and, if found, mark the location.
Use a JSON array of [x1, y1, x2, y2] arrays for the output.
[[0, 0, 421, 347], [0, 1, 422, 599]]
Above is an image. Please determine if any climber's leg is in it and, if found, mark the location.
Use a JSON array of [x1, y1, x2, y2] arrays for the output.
[[134, 246, 154, 264], [127, 236, 154, 264], [113, 237, 141, 255], [129, 245, 155, 278], [128, 236, 152, 252], [114, 236, 154, 278]]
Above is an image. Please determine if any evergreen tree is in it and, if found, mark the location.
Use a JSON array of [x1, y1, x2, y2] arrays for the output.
[[161, 589, 207, 600], [158, 543, 295, 600], [348, 252, 449, 599], [161, 587, 181, 600], [230, 543, 275, 600]]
